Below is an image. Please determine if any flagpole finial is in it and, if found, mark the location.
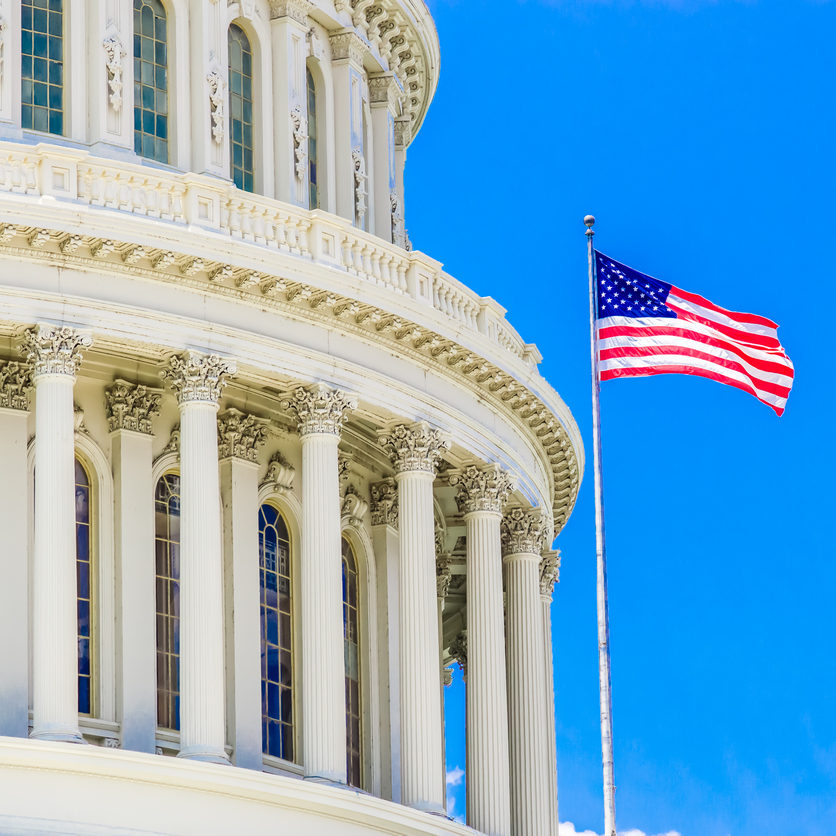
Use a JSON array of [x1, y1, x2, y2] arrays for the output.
[[584, 215, 596, 237]]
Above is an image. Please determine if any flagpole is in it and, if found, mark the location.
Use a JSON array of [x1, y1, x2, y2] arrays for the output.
[[585, 215, 616, 836]]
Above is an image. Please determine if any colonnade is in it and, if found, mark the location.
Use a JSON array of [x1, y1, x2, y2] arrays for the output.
[[10, 323, 560, 836]]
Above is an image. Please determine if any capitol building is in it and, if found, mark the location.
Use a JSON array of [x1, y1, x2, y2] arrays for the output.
[[0, 1, 583, 834]]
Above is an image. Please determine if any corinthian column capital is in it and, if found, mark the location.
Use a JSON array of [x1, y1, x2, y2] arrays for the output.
[[501, 507, 550, 557], [379, 421, 450, 475], [448, 463, 514, 515], [217, 408, 268, 462], [22, 324, 92, 378], [282, 383, 356, 436], [105, 379, 162, 434], [539, 550, 561, 599], [0, 361, 32, 410], [161, 351, 236, 406]]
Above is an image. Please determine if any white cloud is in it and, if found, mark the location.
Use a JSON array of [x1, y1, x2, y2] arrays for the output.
[[559, 824, 682, 836], [446, 766, 465, 787]]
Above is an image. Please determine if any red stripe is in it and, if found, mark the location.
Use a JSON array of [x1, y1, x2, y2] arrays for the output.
[[597, 324, 794, 377], [670, 285, 779, 329], [664, 300, 782, 350], [600, 364, 786, 416], [599, 345, 792, 398]]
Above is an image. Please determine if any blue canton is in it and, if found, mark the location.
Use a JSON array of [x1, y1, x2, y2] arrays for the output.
[[595, 252, 677, 320]]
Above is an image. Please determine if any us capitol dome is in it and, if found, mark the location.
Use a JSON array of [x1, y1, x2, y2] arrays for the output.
[[0, 2, 583, 834]]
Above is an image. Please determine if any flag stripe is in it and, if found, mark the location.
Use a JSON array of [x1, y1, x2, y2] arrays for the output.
[[669, 285, 779, 330]]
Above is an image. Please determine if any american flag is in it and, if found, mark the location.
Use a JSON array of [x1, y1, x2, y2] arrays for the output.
[[595, 252, 794, 415]]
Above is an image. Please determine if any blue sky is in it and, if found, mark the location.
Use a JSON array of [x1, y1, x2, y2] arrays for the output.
[[409, 2, 836, 834]]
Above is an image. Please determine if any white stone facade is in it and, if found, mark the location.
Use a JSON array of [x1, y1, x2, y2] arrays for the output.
[[0, 2, 582, 834]]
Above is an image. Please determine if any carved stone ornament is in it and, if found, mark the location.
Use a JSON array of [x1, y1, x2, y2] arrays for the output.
[[74, 403, 87, 434], [448, 463, 514, 515], [206, 69, 225, 145], [218, 408, 268, 462], [436, 556, 452, 599], [501, 507, 550, 557], [390, 190, 406, 248], [281, 383, 356, 437], [370, 478, 398, 527], [105, 379, 162, 434], [352, 148, 367, 227], [0, 361, 32, 410], [290, 105, 308, 181], [338, 450, 352, 491], [442, 666, 453, 687], [394, 118, 411, 149], [21, 324, 92, 379], [102, 29, 126, 112], [268, 0, 313, 25], [540, 550, 561, 599], [378, 421, 450, 475], [0, 18, 7, 92], [103, 737, 120, 749], [160, 351, 236, 406], [261, 451, 295, 493], [162, 424, 180, 455], [450, 630, 467, 680], [342, 484, 369, 525], [329, 29, 367, 65]]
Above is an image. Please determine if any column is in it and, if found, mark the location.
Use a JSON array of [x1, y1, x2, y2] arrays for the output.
[[540, 550, 562, 835], [449, 463, 513, 836], [370, 478, 401, 802], [502, 508, 552, 836], [218, 409, 268, 770], [269, 0, 313, 206], [330, 30, 368, 225], [283, 383, 356, 782], [0, 362, 32, 737], [24, 324, 92, 742], [106, 380, 162, 753], [436, 553, 453, 810], [379, 422, 450, 813], [161, 351, 236, 762], [369, 74, 402, 244]]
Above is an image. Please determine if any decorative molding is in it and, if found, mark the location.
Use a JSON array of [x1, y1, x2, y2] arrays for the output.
[[105, 379, 162, 434], [268, 0, 313, 24], [160, 351, 236, 406], [436, 555, 452, 600], [501, 507, 550, 557], [390, 191, 406, 249], [21, 324, 92, 379], [162, 423, 180, 456], [102, 737, 121, 749], [74, 402, 87, 434], [450, 630, 467, 680], [261, 451, 295, 493], [442, 666, 453, 687], [378, 421, 450, 475], [368, 73, 400, 107], [281, 383, 356, 437], [290, 105, 308, 182], [369, 478, 398, 527], [217, 408, 268, 462], [102, 29, 126, 112], [329, 29, 367, 65], [0, 361, 32, 410], [342, 484, 369, 526], [206, 69, 226, 145], [352, 149, 367, 228], [540, 550, 561, 598], [448, 463, 514, 515], [393, 118, 411, 149], [338, 450, 352, 492]]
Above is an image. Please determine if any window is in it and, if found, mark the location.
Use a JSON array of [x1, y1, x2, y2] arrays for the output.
[[75, 457, 93, 715], [155, 472, 180, 730], [342, 536, 362, 787], [134, 0, 168, 163], [21, 0, 64, 135], [228, 24, 254, 192], [307, 68, 318, 209], [260, 504, 293, 760]]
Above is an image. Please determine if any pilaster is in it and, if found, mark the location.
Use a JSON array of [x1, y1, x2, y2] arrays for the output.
[[0, 0, 21, 129], [0, 361, 31, 737], [24, 324, 92, 743], [106, 379, 162, 753], [540, 549, 561, 835], [161, 351, 236, 763], [379, 422, 450, 813], [368, 73, 402, 244], [283, 383, 356, 782]]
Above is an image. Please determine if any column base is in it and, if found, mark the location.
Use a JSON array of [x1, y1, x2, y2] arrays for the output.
[[30, 727, 85, 744], [177, 746, 230, 765]]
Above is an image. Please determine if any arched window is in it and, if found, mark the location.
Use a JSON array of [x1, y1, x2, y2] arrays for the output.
[[259, 504, 293, 760], [228, 24, 254, 192], [21, 0, 64, 135], [342, 536, 362, 787], [75, 457, 93, 715], [307, 67, 318, 209], [154, 472, 180, 730], [134, 0, 169, 163]]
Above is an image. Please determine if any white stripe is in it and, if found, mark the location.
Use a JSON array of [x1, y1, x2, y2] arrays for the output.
[[598, 334, 794, 387], [667, 292, 779, 340], [599, 354, 787, 407]]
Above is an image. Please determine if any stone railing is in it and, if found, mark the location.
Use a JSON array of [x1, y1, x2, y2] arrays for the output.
[[0, 142, 540, 371]]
